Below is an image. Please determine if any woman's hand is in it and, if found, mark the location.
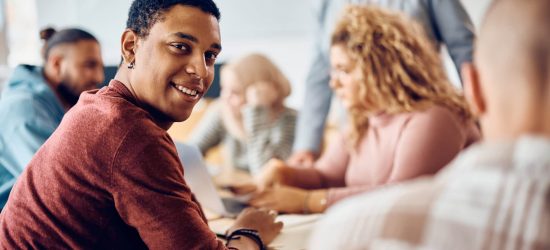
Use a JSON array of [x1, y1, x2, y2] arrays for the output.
[[246, 81, 278, 108], [248, 186, 308, 214], [255, 159, 294, 190], [228, 207, 284, 245]]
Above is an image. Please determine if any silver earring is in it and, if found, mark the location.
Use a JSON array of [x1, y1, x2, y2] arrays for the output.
[[127, 61, 135, 69]]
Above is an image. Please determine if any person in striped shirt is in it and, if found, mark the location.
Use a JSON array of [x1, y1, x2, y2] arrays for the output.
[[309, 0, 550, 249], [189, 53, 297, 175]]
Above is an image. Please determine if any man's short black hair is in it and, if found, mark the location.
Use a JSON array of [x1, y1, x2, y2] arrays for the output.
[[126, 0, 220, 38]]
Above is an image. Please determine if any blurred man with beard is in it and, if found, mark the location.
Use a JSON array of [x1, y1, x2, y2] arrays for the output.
[[0, 27, 103, 208]]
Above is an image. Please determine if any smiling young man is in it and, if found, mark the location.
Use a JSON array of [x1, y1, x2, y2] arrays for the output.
[[0, 0, 282, 249]]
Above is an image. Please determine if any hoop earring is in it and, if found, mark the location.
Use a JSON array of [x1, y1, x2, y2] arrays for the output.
[[127, 61, 135, 69]]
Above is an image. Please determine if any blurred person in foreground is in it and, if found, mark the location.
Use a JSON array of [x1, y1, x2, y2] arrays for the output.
[[309, 0, 550, 249]]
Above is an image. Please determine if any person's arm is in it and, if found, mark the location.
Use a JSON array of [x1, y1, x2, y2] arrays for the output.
[[257, 130, 350, 191], [292, 0, 333, 156], [243, 107, 296, 174], [112, 128, 225, 249], [310, 132, 350, 188], [428, 0, 475, 74], [188, 102, 225, 155], [113, 125, 283, 249], [250, 131, 352, 213]]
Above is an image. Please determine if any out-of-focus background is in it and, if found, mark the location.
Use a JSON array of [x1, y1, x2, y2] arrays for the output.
[[0, 0, 491, 108]]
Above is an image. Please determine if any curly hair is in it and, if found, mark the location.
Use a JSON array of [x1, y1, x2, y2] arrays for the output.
[[331, 5, 473, 148], [126, 0, 220, 38]]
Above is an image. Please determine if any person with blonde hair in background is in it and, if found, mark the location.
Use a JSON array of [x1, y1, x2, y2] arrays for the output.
[[309, 0, 550, 248], [246, 6, 480, 214], [190, 53, 296, 175]]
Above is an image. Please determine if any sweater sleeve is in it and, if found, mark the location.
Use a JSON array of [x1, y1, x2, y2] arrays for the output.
[[243, 106, 297, 174], [312, 132, 350, 188], [188, 102, 225, 155], [429, 0, 475, 75], [112, 124, 225, 250], [0, 97, 62, 208], [317, 133, 372, 206], [292, 1, 334, 154], [267, 132, 350, 191]]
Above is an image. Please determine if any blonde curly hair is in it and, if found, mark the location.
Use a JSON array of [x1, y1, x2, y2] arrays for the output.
[[331, 5, 473, 148]]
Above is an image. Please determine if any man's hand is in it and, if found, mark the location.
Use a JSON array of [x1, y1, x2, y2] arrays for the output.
[[228, 207, 284, 245]]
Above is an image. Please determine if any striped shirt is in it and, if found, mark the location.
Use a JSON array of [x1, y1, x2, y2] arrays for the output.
[[189, 102, 296, 174], [309, 135, 550, 250]]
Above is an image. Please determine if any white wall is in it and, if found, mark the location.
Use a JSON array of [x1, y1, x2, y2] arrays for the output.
[[3, 0, 493, 108], [35, 0, 131, 66], [215, 0, 315, 108], [29, 0, 316, 108]]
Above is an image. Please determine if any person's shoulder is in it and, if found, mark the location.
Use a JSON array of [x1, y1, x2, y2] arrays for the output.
[[310, 177, 441, 248], [2, 86, 52, 107], [0, 88, 58, 125], [75, 85, 151, 124], [113, 116, 177, 166], [63, 87, 162, 142], [283, 106, 298, 117], [407, 105, 466, 131], [414, 105, 459, 121]]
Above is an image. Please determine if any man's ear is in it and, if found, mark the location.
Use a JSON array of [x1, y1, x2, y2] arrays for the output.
[[462, 62, 486, 116], [120, 29, 138, 64], [46, 53, 64, 86]]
